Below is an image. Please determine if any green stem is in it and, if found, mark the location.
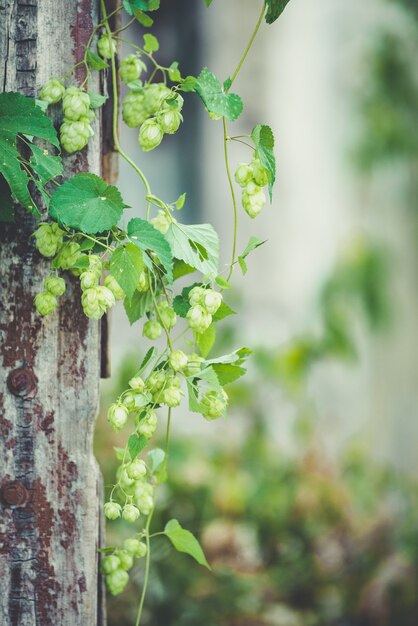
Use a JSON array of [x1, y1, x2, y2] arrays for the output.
[[100, 0, 152, 198], [134, 503, 155, 626], [164, 407, 172, 467], [223, 117, 238, 282], [229, 0, 266, 88]]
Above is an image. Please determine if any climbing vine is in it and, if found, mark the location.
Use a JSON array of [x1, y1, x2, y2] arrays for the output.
[[0, 0, 291, 623]]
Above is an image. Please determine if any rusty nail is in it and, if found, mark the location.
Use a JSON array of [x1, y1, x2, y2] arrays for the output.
[[1, 481, 29, 507], [7, 368, 37, 399]]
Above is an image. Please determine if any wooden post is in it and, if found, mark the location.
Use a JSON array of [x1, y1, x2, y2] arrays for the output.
[[0, 1, 107, 624]]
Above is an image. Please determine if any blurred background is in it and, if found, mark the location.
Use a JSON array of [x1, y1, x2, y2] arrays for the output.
[[95, 0, 418, 623]]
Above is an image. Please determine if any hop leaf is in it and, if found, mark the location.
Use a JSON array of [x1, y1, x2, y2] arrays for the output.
[[164, 519, 210, 569], [251, 124, 276, 200], [265, 0, 292, 24], [194, 68, 243, 121]]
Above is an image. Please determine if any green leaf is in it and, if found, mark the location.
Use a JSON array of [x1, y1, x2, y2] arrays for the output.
[[168, 62, 182, 83], [179, 76, 198, 93], [173, 295, 190, 318], [110, 243, 144, 300], [265, 0, 292, 24], [29, 144, 63, 184], [133, 8, 154, 26], [0, 175, 14, 222], [251, 124, 276, 200], [0, 92, 59, 214], [196, 324, 216, 358], [223, 77, 232, 91], [165, 221, 219, 280], [124, 290, 153, 325], [175, 192, 186, 210], [194, 68, 243, 122], [238, 236, 267, 275], [212, 301, 236, 322], [128, 433, 148, 459], [143, 33, 159, 53], [123, 0, 160, 13], [137, 347, 157, 375], [212, 363, 246, 385], [206, 347, 252, 367], [173, 259, 196, 281], [128, 217, 173, 283], [88, 92, 108, 109], [164, 519, 210, 569], [49, 173, 128, 234], [215, 276, 230, 290], [86, 50, 109, 70], [205, 0, 214, 5]]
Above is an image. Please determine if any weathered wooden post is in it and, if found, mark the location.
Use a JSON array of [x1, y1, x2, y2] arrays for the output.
[[0, 1, 108, 623]]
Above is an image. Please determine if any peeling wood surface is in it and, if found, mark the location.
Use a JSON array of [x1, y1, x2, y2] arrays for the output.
[[0, 1, 106, 624]]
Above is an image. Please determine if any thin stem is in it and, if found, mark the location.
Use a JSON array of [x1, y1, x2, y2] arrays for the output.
[[113, 17, 136, 35], [164, 407, 172, 468], [229, 1, 266, 88], [223, 117, 238, 282], [134, 503, 155, 626]]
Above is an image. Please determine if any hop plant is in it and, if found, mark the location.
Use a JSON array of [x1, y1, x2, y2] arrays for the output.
[[143, 320, 162, 340], [101, 554, 121, 574], [122, 503, 140, 523], [80, 270, 99, 291], [55, 241, 82, 270], [128, 376, 145, 391], [133, 482, 154, 514], [145, 371, 166, 394], [97, 34, 117, 59], [114, 549, 134, 571], [242, 184, 266, 219], [156, 109, 183, 135], [169, 350, 188, 372], [137, 411, 157, 439], [104, 501, 122, 520], [126, 459, 147, 480], [123, 538, 147, 558], [201, 389, 228, 420], [44, 276, 66, 297], [62, 86, 90, 121], [188, 286, 206, 306], [251, 158, 269, 187], [35, 292, 58, 317], [183, 353, 205, 377], [119, 54, 146, 84], [136, 270, 149, 292], [81, 285, 115, 319], [39, 78, 65, 104], [104, 274, 125, 301], [107, 403, 129, 432], [138, 118, 164, 152], [158, 300, 177, 329], [201, 289, 222, 315], [151, 210, 171, 235], [122, 91, 149, 128], [161, 383, 183, 408], [60, 118, 92, 153], [33, 222, 64, 258], [186, 304, 212, 334], [106, 569, 129, 596], [234, 162, 254, 187]]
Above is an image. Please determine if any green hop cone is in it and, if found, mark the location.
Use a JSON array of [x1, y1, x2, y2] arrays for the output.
[[122, 503, 140, 523], [242, 184, 266, 219], [60, 118, 91, 153], [44, 276, 66, 297], [97, 34, 117, 59], [122, 91, 149, 128], [145, 371, 166, 393], [55, 241, 82, 270], [107, 403, 129, 432], [188, 286, 206, 307], [101, 554, 121, 574], [156, 109, 182, 135], [39, 78, 65, 104], [183, 353, 204, 377], [126, 459, 147, 480], [106, 569, 129, 596], [88, 254, 103, 277], [123, 538, 147, 558], [162, 93, 184, 112], [251, 158, 269, 187], [136, 411, 157, 439], [144, 83, 172, 115], [104, 501, 122, 520], [158, 300, 177, 329], [62, 86, 90, 121], [161, 384, 183, 408], [138, 118, 164, 152], [122, 392, 136, 411], [133, 483, 154, 514], [201, 289, 222, 315], [136, 270, 149, 292], [128, 376, 145, 391], [104, 274, 125, 301], [114, 550, 134, 571], [201, 389, 228, 420], [80, 270, 99, 291], [234, 162, 253, 188], [150, 210, 171, 235], [118, 467, 135, 490], [35, 292, 58, 317], [143, 320, 162, 340], [186, 304, 212, 334], [169, 350, 188, 372], [82, 285, 115, 319], [119, 54, 146, 84], [33, 222, 64, 257]]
